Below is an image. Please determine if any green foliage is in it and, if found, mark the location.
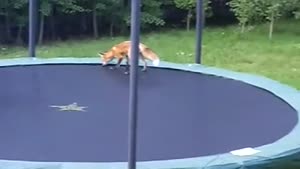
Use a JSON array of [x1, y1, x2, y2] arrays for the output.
[[174, 0, 212, 31], [12, 0, 28, 26], [125, 0, 165, 29], [141, 0, 165, 27], [139, 12, 165, 26], [174, 0, 196, 10], [0, 0, 299, 44], [0, 0, 9, 15], [13, 0, 27, 9], [94, 1, 106, 11], [256, 0, 284, 21], [40, 0, 52, 16], [228, 0, 258, 33], [254, 0, 297, 39], [203, 0, 213, 18], [55, 0, 86, 14], [173, 0, 212, 16], [0, 0, 29, 27], [228, 0, 300, 38], [295, 11, 300, 19], [290, 0, 300, 19]]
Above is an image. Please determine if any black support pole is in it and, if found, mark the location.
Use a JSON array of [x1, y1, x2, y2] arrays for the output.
[[195, 0, 203, 64], [29, 0, 37, 58], [128, 0, 141, 169]]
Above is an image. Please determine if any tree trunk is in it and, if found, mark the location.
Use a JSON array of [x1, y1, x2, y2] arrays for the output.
[[50, 7, 56, 40], [93, 5, 99, 39], [81, 14, 87, 34], [241, 22, 245, 34], [38, 14, 45, 45], [16, 25, 23, 45], [203, 10, 206, 27], [186, 9, 192, 31], [269, 12, 274, 40], [4, 10, 12, 42], [110, 20, 114, 38]]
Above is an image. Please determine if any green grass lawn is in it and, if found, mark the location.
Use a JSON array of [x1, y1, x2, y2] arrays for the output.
[[1, 20, 300, 89]]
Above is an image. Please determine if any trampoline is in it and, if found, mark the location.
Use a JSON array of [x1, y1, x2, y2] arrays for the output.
[[0, 58, 300, 169]]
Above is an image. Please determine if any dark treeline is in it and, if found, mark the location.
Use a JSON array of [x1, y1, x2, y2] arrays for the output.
[[0, 0, 299, 45]]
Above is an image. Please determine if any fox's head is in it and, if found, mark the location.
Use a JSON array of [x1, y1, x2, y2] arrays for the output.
[[98, 51, 114, 66]]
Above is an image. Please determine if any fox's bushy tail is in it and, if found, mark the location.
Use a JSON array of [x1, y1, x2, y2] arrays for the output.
[[140, 47, 160, 66]]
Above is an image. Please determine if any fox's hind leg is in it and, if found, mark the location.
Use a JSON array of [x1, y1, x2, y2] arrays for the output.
[[141, 56, 147, 72], [142, 61, 147, 72]]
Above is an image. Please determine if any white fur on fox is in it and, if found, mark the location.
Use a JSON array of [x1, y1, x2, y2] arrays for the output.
[[152, 59, 160, 66]]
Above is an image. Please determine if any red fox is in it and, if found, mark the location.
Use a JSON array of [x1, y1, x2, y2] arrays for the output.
[[98, 41, 160, 73]]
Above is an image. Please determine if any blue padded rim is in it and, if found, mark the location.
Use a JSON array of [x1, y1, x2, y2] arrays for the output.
[[0, 57, 300, 169]]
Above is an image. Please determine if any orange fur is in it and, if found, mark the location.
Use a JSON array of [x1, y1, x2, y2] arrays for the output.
[[98, 41, 160, 72]]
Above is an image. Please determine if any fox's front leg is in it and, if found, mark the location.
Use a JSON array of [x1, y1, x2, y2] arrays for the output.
[[115, 58, 123, 68], [124, 55, 130, 74], [109, 57, 123, 70]]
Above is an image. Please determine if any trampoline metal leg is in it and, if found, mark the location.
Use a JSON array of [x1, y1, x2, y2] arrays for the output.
[[128, 0, 141, 168], [195, 0, 203, 64]]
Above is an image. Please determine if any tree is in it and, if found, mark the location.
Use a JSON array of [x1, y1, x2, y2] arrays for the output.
[[38, 0, 52, 44], [55, 0, 85, 14], [228, 0, 300, 38], [174, 0, 211, 31], [140, 0, 165, 29], [0, 0, 29, 44], [228, 0, 257, 33], [37, 0, 87, 43], [124, 0, 165, 32], [79, 0, 105, 39], [13, 0, 28, 45], [103, 0, 127, 37], [256, 0, 284, 40], [255, 0, 298, 40], [91, 0, 105, 38], [295, 10, 300, 19], [0, 0, 13, 42], [288, 0, 300, 19]]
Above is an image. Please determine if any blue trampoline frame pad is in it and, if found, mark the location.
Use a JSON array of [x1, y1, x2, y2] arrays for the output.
[[0, 57, 300, 169]]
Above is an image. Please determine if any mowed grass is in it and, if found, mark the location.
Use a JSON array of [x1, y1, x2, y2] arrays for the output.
[[1, 20, 300, 89]]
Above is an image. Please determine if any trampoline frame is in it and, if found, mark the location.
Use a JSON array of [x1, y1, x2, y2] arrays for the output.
[[0, 0, 300, 169]]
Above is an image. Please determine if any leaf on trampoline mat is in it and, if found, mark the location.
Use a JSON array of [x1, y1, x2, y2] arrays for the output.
[[230, 147, 261, 156]]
